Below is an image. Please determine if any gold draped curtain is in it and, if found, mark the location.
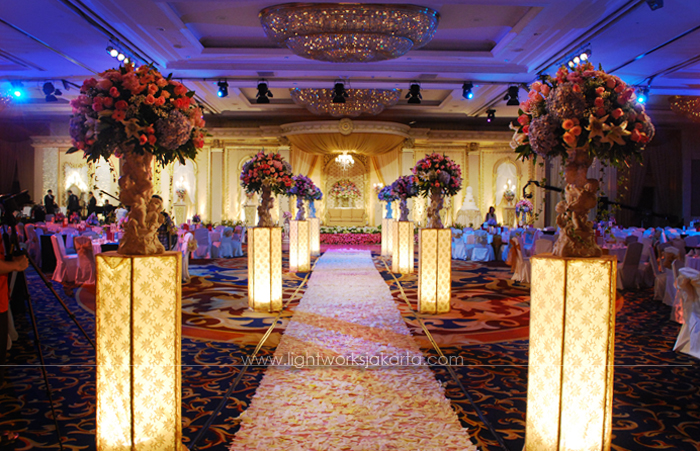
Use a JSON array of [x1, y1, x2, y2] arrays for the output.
[[287, 133, 405, 157]]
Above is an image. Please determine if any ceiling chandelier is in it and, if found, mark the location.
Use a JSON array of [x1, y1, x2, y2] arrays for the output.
[[669, 95, 700, 123], [259, 3, 440, 63], [291, 88, 400, 117], [0, 94, 11, 113], [335, 152, 355, 170]]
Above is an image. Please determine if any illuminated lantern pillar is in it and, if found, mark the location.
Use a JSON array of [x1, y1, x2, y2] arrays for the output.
[[392, 221, 414, 274], [95, 251, 182, 451], [308, 217, 320, 256], [526, 255, 616, 451], [248, 227, 283, 312], [417, 228, 451, 313], [382, 218, 394, 258], [289, 220, 310, 272]]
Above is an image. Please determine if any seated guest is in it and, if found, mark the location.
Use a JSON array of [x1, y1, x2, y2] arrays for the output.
[[115, 204, 128, 222], [102, 200, 116, 219], [153, 195, 175, 250], [485, 206, 497, 226]]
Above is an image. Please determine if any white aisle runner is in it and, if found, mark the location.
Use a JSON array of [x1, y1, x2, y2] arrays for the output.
[[231, 250, 477, 451]]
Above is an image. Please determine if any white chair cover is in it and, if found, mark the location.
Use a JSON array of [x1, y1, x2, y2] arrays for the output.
[[670, 259, 685, 323], [218, 227, 234, 258], [533, 239, 553, 255], [617, 242, 643, 290], [209, 231, 222, 258], [74, 236, 96, 285], [511, 237, 530, 283], [25, 224, 42, 267], [649, 246, 666, 301], [181, 233, 193, 283], [674, 267, 700, 359], [685, 235, 700, 248], [192, 228, 211, 258], [51, 234, 78, 283], [232, 226, 244, 257], [63, 227, 79, 254]]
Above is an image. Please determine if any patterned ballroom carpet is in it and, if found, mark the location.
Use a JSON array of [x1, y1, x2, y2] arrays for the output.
[[0, 250, 698, 450]]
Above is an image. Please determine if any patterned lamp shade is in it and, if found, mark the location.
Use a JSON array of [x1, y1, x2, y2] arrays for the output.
[[309, 217, 321, 256], [248, 227, 283, 312], [526, 255, 617, 450], [381, 218, 394, 258], [418, 228, 452, 313], [392, 221, 414, 274], [95, 252, 182, 450], [289, 220, 311, 272]]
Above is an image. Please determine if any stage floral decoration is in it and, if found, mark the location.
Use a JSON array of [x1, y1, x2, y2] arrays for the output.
[[377, 185, 398, 219], [241, 151, 294, 227], [288, 174, 318, 221], [390, 175, 418, 221], [320, 233, 381, 245], [412, 153, 463, 228], [330, 179, 362, 200], [67, 63, 206, 255], [86, 213, 100, 226], [192, 214, 201, 224], [503, 189, 516, 203], [510, 62, 655, 257]]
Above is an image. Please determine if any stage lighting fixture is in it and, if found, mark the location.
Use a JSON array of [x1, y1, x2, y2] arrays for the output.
[[637, 86, 649, 104], [256, 79, 273, 104], [646, 0, 663, 10], [10, 81, 23, 98], [504, 86, 520, 106], [107, 46, 119, 58], [332, 82, 348, 103], [567, 49, 591, 68], [406, 82, 422, 104], [462, 82, 474, 100], [42, 82, 59, 102], [486, 109, 496, 123], [217, 81, 229, 98]]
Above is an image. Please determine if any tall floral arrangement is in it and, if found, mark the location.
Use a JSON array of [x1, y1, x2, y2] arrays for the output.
[[377, 185, 397, 219], [308, 186, 323, 219], [390, 175, 418, 221], [288, 174, 318, 221], [240, 151, 294, 227], [67, 63, 206, 255], [510, 62, 655, 257], [515, 199, 534, 226], [412, 153, 463, 228], [330, 180, 361, 200]]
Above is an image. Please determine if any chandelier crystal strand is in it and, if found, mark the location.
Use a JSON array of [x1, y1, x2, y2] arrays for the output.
[[291, 88, 400, 117], [260, 3, 440, 63], [669, 95, 700, 122], [0, 94, 11, 112]]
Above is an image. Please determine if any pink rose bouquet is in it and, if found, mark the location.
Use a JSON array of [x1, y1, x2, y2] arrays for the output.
[[412, 153, 463, 197], [240, 151, 294, 195], [330, 179, 361, 200]]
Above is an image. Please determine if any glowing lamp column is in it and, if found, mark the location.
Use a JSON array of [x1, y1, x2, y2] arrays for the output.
[[381, 218, 394, 258], [95, 251, 182, 451], [248, 227, 282, 312], [308, 217, 320, 256], [526, 255, 616, 451], [417, 228, 451, 314], [289, 220, 311, 272], [392, 221, 414, 274]]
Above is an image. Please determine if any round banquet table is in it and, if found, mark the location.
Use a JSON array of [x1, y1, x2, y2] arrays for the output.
[[602, 245, 626, 262], [686, 256, 700, 271]]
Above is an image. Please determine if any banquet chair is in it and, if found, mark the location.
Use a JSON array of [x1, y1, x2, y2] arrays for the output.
[[241, 226, 247, 244], [232, 226, 244, 257], [617, 242, 643, 290], [209, 231, 222, 258], [24, 224, 41, 267], [50, 234, 78, 283], [511, 236, 530, 283], [471, 234, 494, 262], [218, 227, 234, 258], [192, 227, 211, 258], [63, 227, 79, 254], [673, 267, 700, 359], [685, 235, 700, 248], [625, 235, 639, 244], [181, 232, 194, 283], [650, 246, 666, 301], [73, 236, 96, 285], [533, 238, 553, 255], [669, 259, 686, 323]]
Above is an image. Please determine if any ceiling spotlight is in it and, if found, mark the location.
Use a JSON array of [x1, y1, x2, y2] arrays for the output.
[[486, 109, 496, 123], [637, 86, 649, 104], [256, 79, 273, 104], [462, 82, 474, 100], [217, 81, 229, 98], [117, 52, 125, 62], [566, 49, 592, 68], [42, 82, 59, 102], [504, 86, 520, 106], [646, 0, 663, 10], [10, 81, 23, 98], [107, 46, 119, 58], [332, 81, 349, 104], [123, 57, 130, 65], [406, 81, 422, 104]]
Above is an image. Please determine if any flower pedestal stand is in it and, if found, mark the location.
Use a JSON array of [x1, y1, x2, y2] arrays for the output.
[[392, 221, 414, 274], [95, 251, 182, 451], [289, 220, 310, 272], [417, 228, 452, 314], [525, 254, 616, 451], [308, 217, 320, 256], [381, 218, 395, 258], [248, 227, 283, 312]]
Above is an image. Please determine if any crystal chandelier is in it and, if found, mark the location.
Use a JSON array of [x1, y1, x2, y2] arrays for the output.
[[669, 95, 700, 123], [291, 88, 400, 117], [335, 152, 355, 170], [259, 3, 440, 63]]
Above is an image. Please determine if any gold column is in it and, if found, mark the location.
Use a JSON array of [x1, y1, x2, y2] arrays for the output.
[[308, 217, 320, 256], [248, 227, 283, 312], [95, 251, 182, 451], [289, 220, 310, 272], [392, 221, 414, 274], [382, 218, 394, 258], [526, 255, 616, 451], [418, 228, 452, 314]]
